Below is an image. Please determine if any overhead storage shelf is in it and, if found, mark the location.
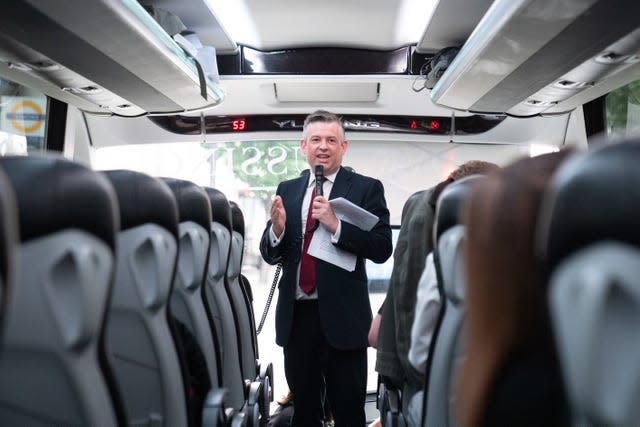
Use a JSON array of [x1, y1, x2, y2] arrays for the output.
[[0, 0, 224, 116], [430, 0, 640, 116]]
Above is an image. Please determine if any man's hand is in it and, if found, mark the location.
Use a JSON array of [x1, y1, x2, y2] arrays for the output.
[[312, 196, 339, 234], [270, 195, 286, 238]]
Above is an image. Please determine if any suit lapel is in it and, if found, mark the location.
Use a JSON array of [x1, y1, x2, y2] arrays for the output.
[[289, 172, 309, 235], [329, 166, 353, 200]]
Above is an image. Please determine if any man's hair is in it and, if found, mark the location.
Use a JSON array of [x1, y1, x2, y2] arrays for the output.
[[302, 110, 345, 141], [429, 160, 499, 208], [449, 160, 499, 181]]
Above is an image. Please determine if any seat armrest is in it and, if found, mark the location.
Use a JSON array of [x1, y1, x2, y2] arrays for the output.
[[230, 410, 247, 427], [202, 388, 228, 427], [378, 383, 407, 427], [257, 361, 274, 402], [241, 381, 263, 427], [256, 360, 274, 423]]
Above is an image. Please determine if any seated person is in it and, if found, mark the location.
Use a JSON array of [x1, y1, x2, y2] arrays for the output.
[[454, 151, 573, 427], [376, 161, 497, 427], [407, 252, 437, 375], [407, 161, 499, 376], [368, 302, 384, 349]]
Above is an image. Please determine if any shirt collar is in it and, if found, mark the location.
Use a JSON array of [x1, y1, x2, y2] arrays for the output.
[[307, 168, 338, 188]]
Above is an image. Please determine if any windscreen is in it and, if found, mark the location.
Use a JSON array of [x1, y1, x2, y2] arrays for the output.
[[93, 137, 532, 395]]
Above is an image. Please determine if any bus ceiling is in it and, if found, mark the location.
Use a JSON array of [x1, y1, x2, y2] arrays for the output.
[[0, 0, 637, 118]]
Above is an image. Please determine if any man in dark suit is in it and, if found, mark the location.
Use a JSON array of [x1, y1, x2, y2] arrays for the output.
[[260, 110, 392, 426]]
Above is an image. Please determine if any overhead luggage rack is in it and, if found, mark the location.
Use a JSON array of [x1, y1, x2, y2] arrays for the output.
[[0, 0, 225, 116], [429, 0, 640, 116]]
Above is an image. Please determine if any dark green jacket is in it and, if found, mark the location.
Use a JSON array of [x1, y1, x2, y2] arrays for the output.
[[376, 188, 435, 389]]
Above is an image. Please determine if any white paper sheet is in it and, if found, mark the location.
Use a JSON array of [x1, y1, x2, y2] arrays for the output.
[[329, 197, 378, 231], [307, 226, 357, 271], [306, 197, 379, 271]]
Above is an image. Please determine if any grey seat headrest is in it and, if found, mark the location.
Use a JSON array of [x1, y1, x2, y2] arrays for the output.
[[103, 169, 178, 240], [204, 187, 232, 232], [433, 175, 482, 246], [161, 177, 212, 232], [538, 139, 640, 272], [229, 201, 244, 237]]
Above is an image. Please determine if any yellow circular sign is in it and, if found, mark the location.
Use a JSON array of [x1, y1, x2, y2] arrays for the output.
[[10, 100, 45, 134]]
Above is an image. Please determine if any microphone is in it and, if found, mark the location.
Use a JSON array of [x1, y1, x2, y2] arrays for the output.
[[315, 165, 324, 197], [310, 165, 323, 232]]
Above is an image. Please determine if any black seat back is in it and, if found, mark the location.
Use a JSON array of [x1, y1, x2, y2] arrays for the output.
[[230, 202, 258, 356], [229, 201, 274, 416], [0, 156, 119, 426], [203, 187, 245, 410], [539, 140, 640, 426], [103, 170, 188, 426], [425, 175, 481, 427], [228, 201, 258, 381], [162, 177, 220, 390]]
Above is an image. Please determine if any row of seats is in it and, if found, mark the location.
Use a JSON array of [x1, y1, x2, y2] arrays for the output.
[[0, 155, 272, 427], [382, 137, 640, 427], [376, 175, 478, 427]]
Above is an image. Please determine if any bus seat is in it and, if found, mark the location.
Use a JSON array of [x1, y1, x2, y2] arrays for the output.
[[424, 175, 480, 427], [229, 202, 258, 354], [203, 188, 244, 406], [0, 156, 119, 426], [162, 178, 221, 391], [378, 381, 407, 427], [229, 201, 263, 347], [230, 201, 274, 416], [539, 139, 640, 426], [227, 201, 257, 383], [228, 204, 257, 353], [0, 167, 17, 335], [202, 387, 232, 427], [102, 170, 188, 427], [203, 187, 262, 426]]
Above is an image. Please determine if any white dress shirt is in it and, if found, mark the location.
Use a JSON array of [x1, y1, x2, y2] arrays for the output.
[[269, 170, 342, 299], [408, 252, 441, 374]]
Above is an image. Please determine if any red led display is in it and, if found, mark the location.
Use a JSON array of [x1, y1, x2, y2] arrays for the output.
[[232, 119, 246, 131], [152, 114, 506, 135]]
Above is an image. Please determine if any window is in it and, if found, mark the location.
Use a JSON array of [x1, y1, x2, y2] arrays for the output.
[[93, 136, 524, 396], [0, 77, 48, 155], [94, 139, 405, 395], [367, 227, 400, 293], [605, 79, 640, 139]]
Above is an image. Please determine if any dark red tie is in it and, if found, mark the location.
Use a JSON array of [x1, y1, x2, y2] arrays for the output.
[[299, 185, 320, 295]]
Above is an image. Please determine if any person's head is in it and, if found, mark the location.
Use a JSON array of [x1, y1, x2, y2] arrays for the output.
[[300, 110, 348, 176], [454, 150, 574, 427], [429, 160, 499, 208]]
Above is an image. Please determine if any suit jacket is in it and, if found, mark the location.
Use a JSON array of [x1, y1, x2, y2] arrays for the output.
[[260, 166, 392, 350]]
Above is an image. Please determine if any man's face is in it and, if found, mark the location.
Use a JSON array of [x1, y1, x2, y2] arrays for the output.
[[300, 121, 348, 176]]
